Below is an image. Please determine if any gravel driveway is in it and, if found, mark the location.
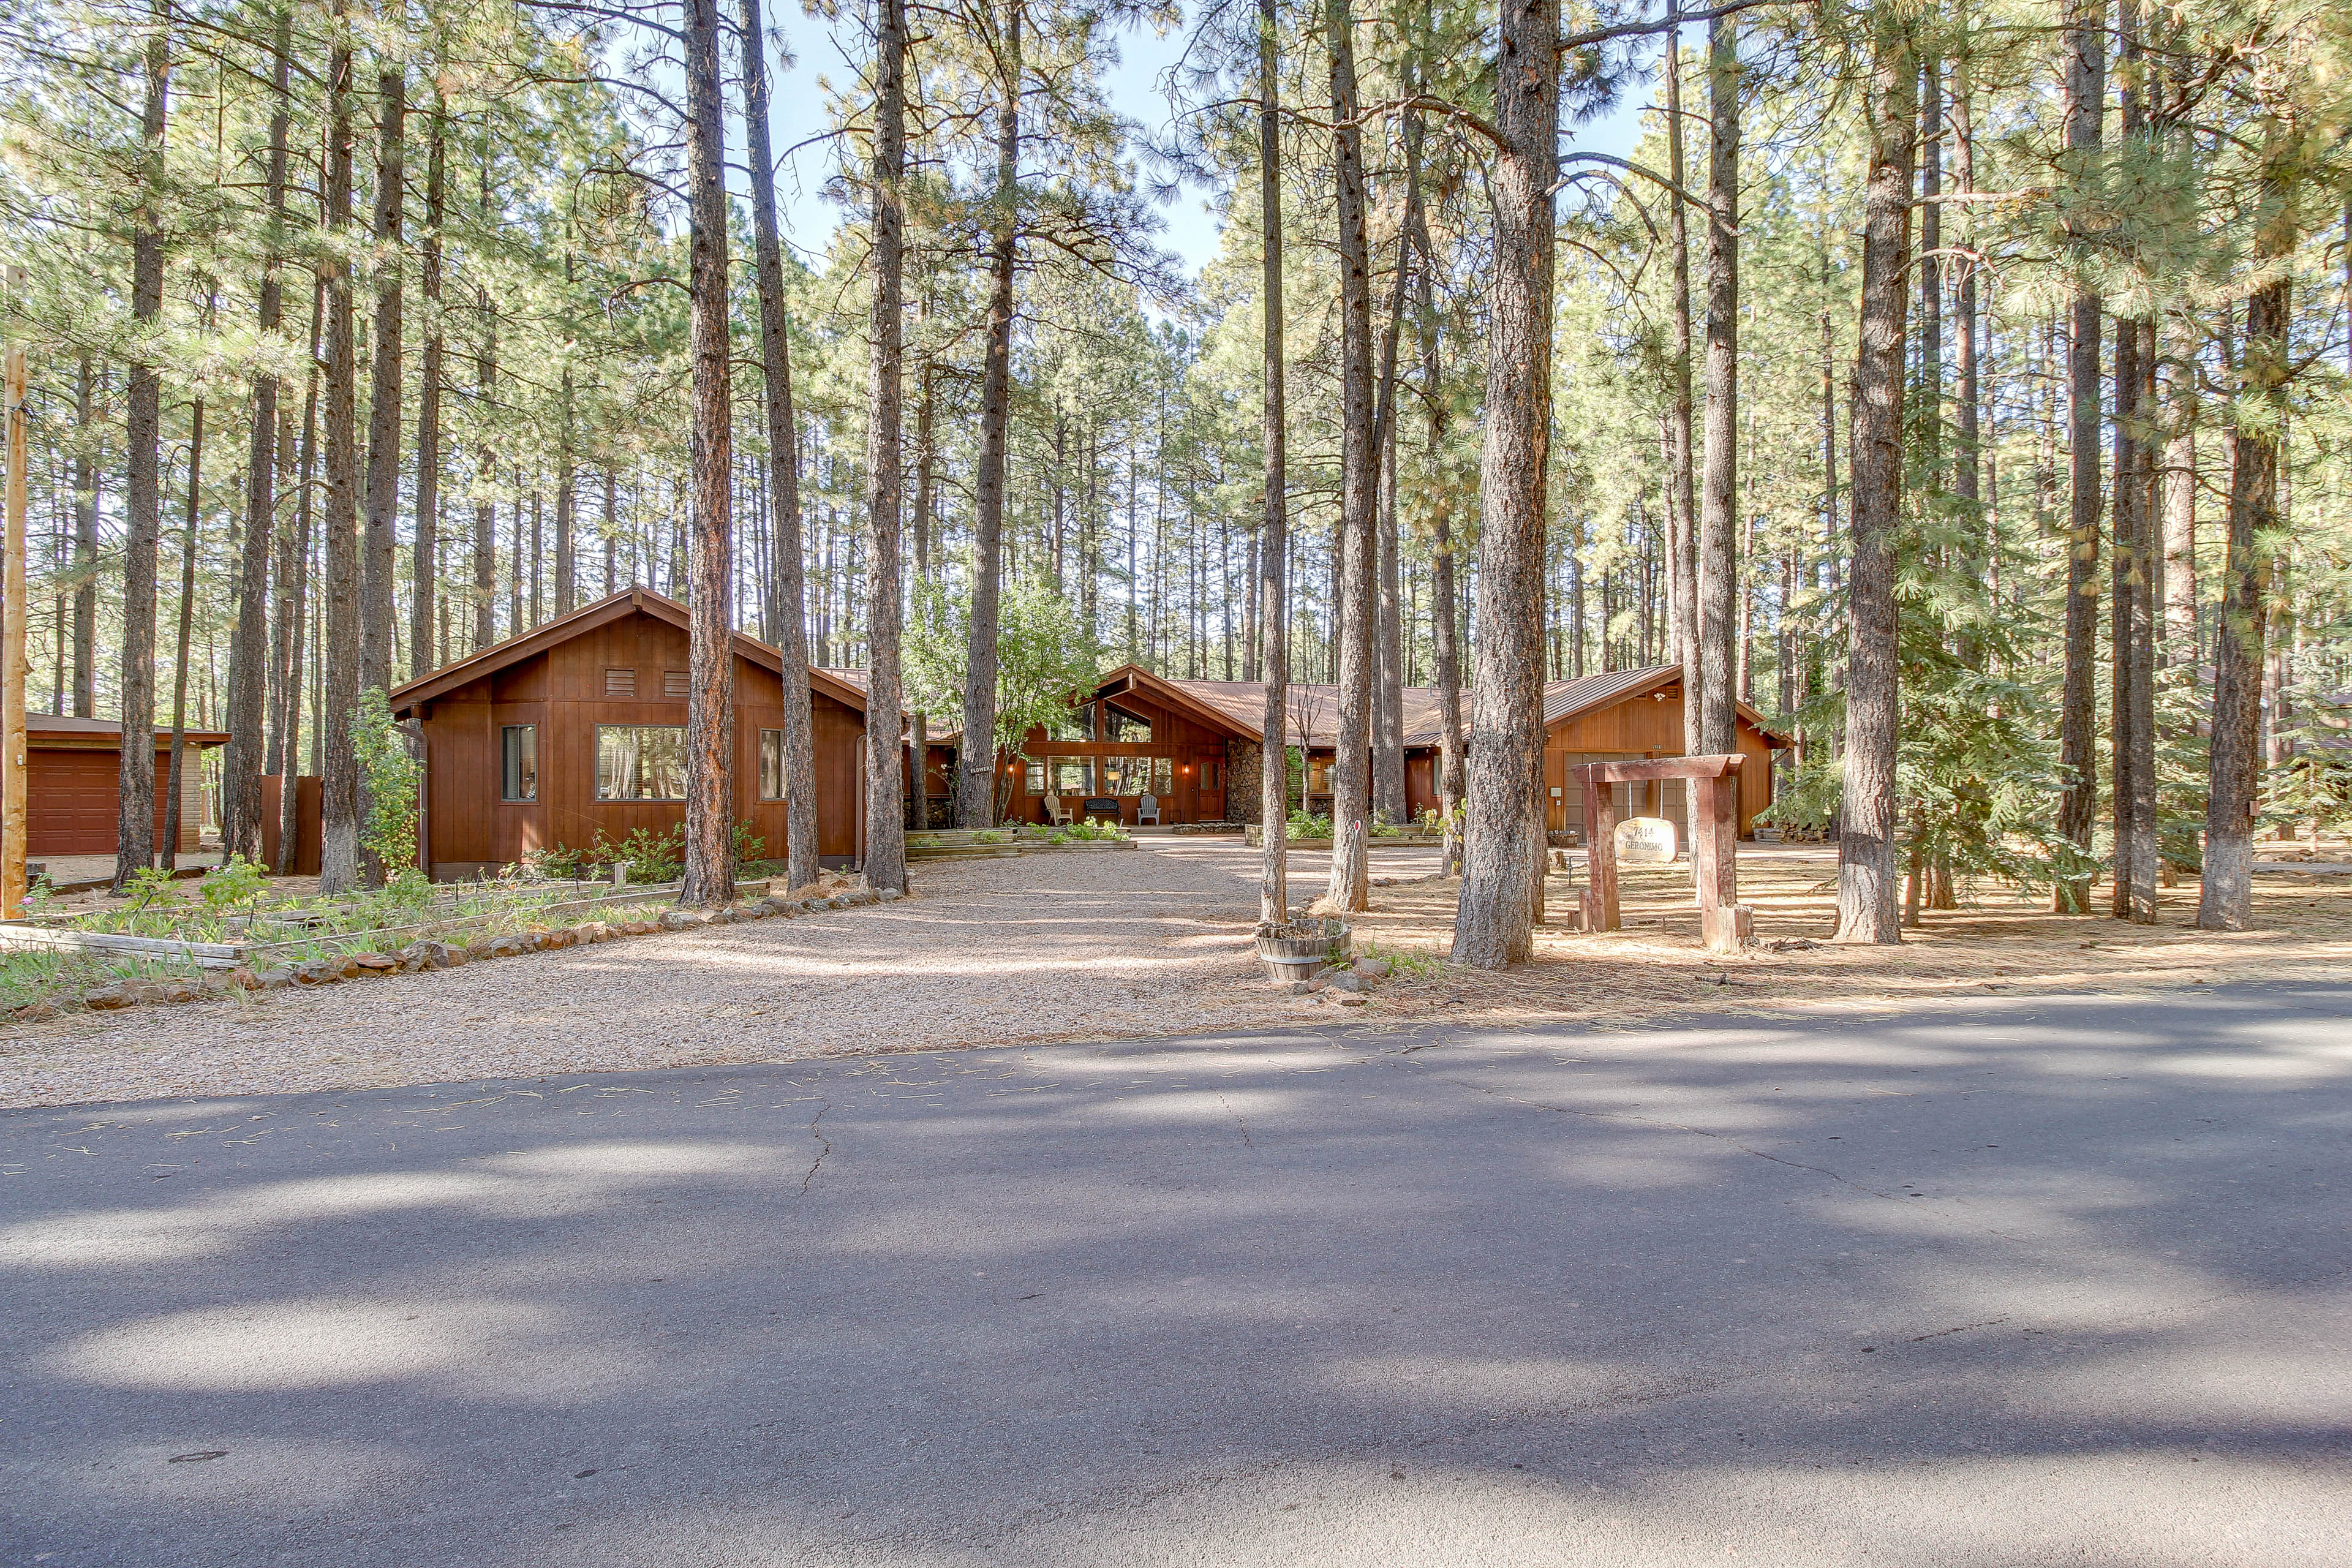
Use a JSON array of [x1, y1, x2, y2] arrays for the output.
[[0, 840, 1427, 1110]]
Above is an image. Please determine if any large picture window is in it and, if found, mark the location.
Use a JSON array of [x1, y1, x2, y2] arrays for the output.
[[1096, 756, 1175, 796], [1046, 708, 1095, 742], [1024, 760, 1046, 796], [500, 725, 538, 801], [758, 729, 787, 801], [1048, 756, 1094, 796], [1103, 706, 1152, 744], [597, 725, 687, 801]]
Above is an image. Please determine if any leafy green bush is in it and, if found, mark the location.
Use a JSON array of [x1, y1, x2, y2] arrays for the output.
[[198, 854, 273, 912], [1286, 810, 1333, 839], [353, 687, 423, 873]]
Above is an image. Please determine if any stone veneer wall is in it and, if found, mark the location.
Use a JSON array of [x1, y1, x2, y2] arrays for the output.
[[1226, 739, 1264, 824]]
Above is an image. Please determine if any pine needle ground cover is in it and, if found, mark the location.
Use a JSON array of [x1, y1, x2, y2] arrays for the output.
[[1335, 856, 2352, 1033]]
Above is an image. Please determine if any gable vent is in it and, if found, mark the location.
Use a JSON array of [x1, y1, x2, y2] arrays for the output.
[[663, 669, 690, 699], [604, 668, 636, 698]]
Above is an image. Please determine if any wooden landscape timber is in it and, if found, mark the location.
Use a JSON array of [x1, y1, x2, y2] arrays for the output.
[[1577, 753, 1753, 954]]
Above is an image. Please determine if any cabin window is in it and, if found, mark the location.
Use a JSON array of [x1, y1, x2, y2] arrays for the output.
[[1047, 756, 1093, 795], [663, 669, 690, 699], [758, 729, 787, 801], [1097, 756, 1175, 796], [1024, 760, 1046, 795], [603, 668, 636, 697], [500, 725, 538, 801], [1199, 758, 1221, 791], [1046, 707, 1095, 742], [1306, 755, 1333, 794], [595, 725, 687, 801], [1102, 705, 1152, 744]]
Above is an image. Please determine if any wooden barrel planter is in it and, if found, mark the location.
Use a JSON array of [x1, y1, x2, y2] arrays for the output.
[[1254, 918, 1351, 982]]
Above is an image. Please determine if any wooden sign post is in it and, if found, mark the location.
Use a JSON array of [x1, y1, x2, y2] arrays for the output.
[[2, 265, 26, 920], [1574, 754, 1752, 954]]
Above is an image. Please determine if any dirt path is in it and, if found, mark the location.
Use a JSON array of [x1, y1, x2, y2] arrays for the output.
[[8, 837, 2346, 1110], [0, 842, 1351, 1109]]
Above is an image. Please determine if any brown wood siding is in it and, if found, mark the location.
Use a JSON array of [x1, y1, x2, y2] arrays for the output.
[[415, 607, 867, 876], [24, 745, 205, 857], [1540, 681, 1778, 838], [259, 775, 323, 875]]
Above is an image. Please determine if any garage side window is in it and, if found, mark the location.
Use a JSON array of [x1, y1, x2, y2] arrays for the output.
[[758, 729, 787, 801], [596, 725, 687, 801], [500, 725, 538, 801]]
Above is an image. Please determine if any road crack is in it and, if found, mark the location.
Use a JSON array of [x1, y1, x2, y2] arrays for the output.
[[799, 1100, 832, 1194]]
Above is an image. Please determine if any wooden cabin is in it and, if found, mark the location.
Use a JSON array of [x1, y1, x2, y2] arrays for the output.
[[1035, 664, 1787, 838], [981, 665, 1245, 827], [13, 714, 225, 859], [1528, 666, 1784, 842], [388, 589, 872, 880]]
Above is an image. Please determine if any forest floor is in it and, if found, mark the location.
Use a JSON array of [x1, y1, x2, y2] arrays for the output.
[[3, 838, 2348, 1109], [1346, 846, 2352, 1033]]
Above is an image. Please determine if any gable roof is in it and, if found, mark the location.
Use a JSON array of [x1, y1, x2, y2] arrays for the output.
[[387, 589, 870, 716], [1147, 665, 1791, 750], [25, 713, 230, 748]]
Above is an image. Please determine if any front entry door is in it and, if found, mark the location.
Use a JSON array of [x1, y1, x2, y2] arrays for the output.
[[1196, 755, 1225, 821]]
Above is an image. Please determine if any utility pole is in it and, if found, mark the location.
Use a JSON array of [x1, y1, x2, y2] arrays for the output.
[[4, 265, 27, 918]]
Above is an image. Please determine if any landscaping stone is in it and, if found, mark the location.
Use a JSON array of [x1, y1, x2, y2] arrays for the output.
[[82, 984, 132, 1010], [1353, 957, 1392, 979], [225, 967, 262, 990], [254, 968, 295, 989], [353, 952, 399, 974], [1336, 994, 1368, 1006], [1310, 970, 1363, 994], [660, 911, 695, 930]]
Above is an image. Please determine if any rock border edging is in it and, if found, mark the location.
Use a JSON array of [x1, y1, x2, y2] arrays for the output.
[[7, 886, 903, 1025]]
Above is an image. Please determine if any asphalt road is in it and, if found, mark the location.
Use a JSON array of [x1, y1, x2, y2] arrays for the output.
[[4, 982, 2348, 1567]]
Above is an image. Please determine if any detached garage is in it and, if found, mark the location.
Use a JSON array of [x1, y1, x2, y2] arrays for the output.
[[15, 715, 225, 858]]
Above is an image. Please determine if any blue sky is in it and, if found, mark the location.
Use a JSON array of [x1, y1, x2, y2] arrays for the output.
[[756, 13, 1659, 282]]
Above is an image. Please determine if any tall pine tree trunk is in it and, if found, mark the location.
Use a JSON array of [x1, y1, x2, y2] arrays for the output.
[[1369, 71, 1415, 824], [1665, 26, 1698, 750], [1451, 0, 1558, 967], [113, 16, 170, 892], [1324, 0, 1375, 914], [680, 0, 737, 907], [859, 0, 910, 895], [2159, 335, 2198, 663], [222, 9, 292, 862], [739, 0, 818, 887], [163, 400, 202, 871], [72, 360, 99, 718], [473, 142, 498, 652], [273, 282, 319, 873], [1833, 9, 1914, 946], [318, 32, 364, 894], [961, 0, 1019, 831], [359, 66, 404, 705], [1696, 12, 1740, 757], [412, 98, 444, 676], [2199, 265, 2288, 929], [1256, 0, 1289, 924], [1408, 104, 1463, 876], [2056, 1, 2105, 913]]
